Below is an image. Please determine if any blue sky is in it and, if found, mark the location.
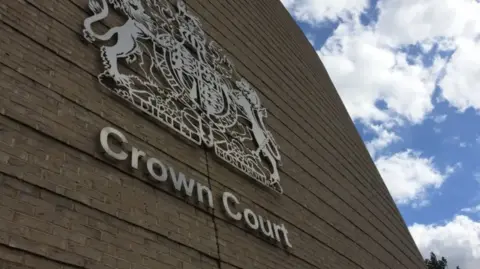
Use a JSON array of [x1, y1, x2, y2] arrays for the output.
[[281, 0, 480, 268]]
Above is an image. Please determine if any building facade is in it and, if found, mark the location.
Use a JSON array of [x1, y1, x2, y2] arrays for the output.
[[0, 0, 425, 268]]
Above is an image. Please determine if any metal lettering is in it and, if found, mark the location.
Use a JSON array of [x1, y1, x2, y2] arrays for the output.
[[146, 157, 168, 182], [222, 192, 242, 221], [100, 127, 128, 161]]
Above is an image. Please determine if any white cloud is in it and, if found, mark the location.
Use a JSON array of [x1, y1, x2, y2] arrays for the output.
[[439, 38, 480, 112], [375, 150, 455, 206], [433, 114, 447, 124], [461, 204, 480, 214], [446, 163, 462, 175], [411, 200, 431, 210], [409, 215, 480, 269], [365, 124, 401, 158], [306, 33, 315, 46], [376, 0, 480, 47], [463, 171, 480, 212], [471, 172, 480, 186], [280, 0, 296, 8], [319, 22, 446, 125], [444, 136, 471, 148], [373, 0, 480, 113], [281, 0, 369, 24]]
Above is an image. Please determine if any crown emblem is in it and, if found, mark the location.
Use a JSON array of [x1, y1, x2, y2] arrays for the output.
[[83, 0, 284, 194]]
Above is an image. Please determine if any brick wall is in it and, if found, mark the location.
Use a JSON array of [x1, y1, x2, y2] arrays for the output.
[[0, 0, 425, 268]]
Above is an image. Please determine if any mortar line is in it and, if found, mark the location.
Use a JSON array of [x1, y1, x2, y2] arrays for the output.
[[204, 149, 223, 269]]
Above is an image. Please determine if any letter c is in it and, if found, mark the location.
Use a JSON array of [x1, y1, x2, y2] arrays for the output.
[[222, 192, 242, 221], [100, 127, 128, 161]]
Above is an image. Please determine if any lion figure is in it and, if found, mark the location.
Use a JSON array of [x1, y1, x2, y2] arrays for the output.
[[83, 0, 159, 85]]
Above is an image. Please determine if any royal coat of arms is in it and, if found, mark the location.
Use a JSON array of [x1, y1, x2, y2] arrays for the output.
[[83, 0, 284, 194]]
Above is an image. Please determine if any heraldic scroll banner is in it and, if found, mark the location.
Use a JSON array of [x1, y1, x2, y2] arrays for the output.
[[82, 0, 284, 194]]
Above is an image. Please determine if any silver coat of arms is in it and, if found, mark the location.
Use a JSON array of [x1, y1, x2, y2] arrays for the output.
[[83, 0, 283, 194]]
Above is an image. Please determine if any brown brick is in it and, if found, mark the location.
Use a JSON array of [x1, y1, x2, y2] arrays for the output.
[[0, 245, 24, 265], [101, 254, 116, 268], [69, 242, 102, 262]]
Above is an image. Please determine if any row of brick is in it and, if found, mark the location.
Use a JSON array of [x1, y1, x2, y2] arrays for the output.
[[0, 173, 220, 269], [0, 110, 343, 269]]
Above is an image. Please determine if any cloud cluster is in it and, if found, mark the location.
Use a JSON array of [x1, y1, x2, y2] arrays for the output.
[[281, 0, 478, 208], [281, 0, 368, 24], [439, 39, 480, 112], [375, 0, 480, 48], [375, 0, 480, 112], [319, 21, 446, 125], [432, 114, 447, 124], [375, 150, 455, 206], [409, 215, 480, 269], [365, 126, 400, 158], [315, 0, 480, 127]]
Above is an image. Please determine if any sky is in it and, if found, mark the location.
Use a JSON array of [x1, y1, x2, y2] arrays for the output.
[[280, 0, 480, 268]]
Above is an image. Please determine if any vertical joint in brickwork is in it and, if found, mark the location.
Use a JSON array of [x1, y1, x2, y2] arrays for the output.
[[204, 150, 222, 269]]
